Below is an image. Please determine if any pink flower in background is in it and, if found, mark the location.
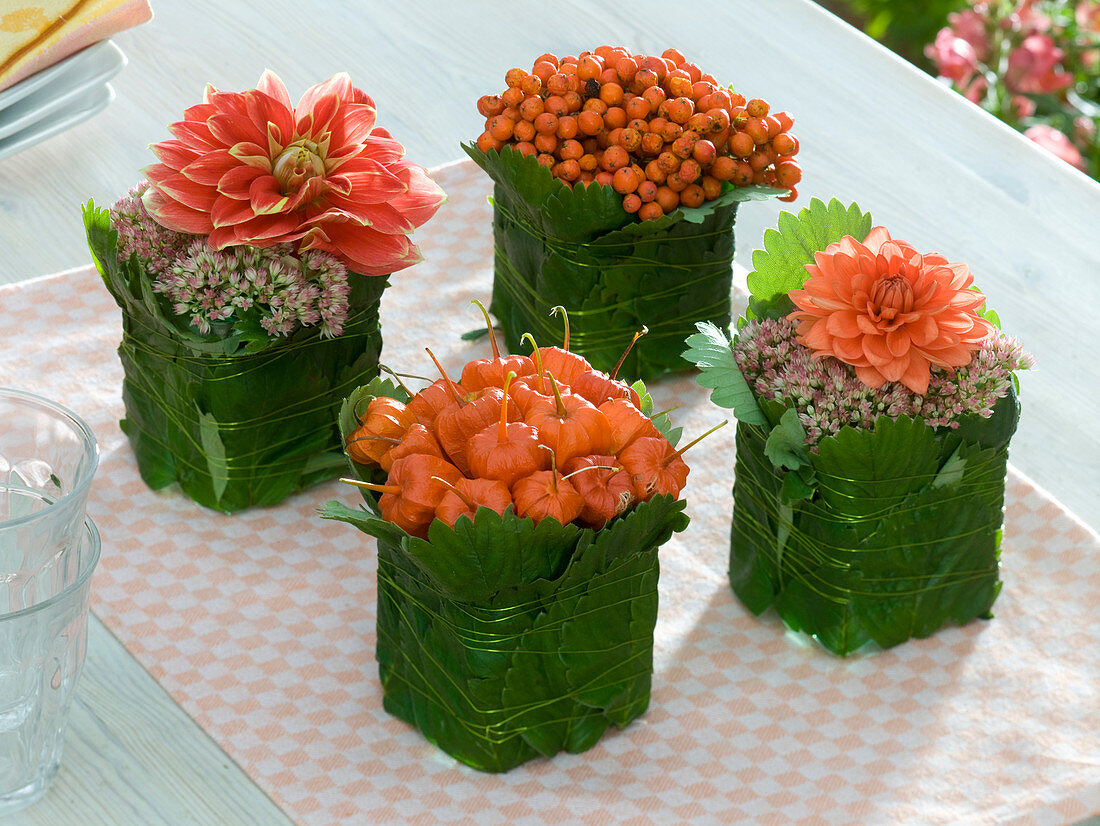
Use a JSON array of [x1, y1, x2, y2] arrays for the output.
[[947, 8, 992, 61], [963, 74, 989, 103], [1076, 0, 1100, 31], [142, 71, 446, 276], [1005, 34, 1073, 93], [1024, 124, 1088, 170], [1010, 95, 1037, 118], [1004, 0, 1052, 33], [926, 28, 982, 85], [788, 227, 994, 395]]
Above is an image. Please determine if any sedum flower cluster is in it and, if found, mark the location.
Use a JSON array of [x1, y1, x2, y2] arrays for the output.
[[111, 183, 350, 339], [733, 316, 1033, 446]]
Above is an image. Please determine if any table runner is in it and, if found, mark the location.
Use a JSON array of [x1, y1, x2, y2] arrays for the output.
[[1, 159, 1097, 826]]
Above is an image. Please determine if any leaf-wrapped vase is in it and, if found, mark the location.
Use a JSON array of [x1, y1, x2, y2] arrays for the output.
[[322, 379, 690, 771], [85, 204, 388, 512], [685, 199, 1029, 656]]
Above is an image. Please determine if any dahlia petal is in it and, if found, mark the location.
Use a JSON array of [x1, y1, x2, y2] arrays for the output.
[[856, 314, 880, 335], [181, 101, 217, 122], [141, 187, 214, 234], [211, 195, 260, 227], [329, 102, 378, 146], [800, 320, 834, 351], [180, 150, 238, 186], [886, 327, 911, 358], [878, 354, 907, 382], [207, 112, 267, 150], [255, 69, 293, 111], [217, 165, 267, 199], [387, 164, 447, 228], [861, 226, 893, 253], [325, 174, 354, 197], [324, 197, 415, 234], [247, 175, 291, 215], [862, 334, 893, 367], [150, 139, 204, 170], [231, 212, 305, 242], [825, 311, 862, 338], [168, 120, 221, 150], [326, 161, 406, 202], [248, 90, 295, 152], [297, 73, 353, 112], [143, 166, 218, 212], [297, 94, 341, 139], [854, 364, 887, 389], [832, 336, 867, 363], [898, 354, 931, 395], [921, 342, 975, 368], [228, 141, 273, 170], [307, 221, 418, 275], [340, 134, 407, 167]]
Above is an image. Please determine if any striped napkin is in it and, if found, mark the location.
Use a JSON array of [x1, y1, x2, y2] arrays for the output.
[[0, 0, 152, 92]]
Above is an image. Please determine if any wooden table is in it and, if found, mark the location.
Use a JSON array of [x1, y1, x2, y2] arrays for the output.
[[1, 1, 1097, 824]]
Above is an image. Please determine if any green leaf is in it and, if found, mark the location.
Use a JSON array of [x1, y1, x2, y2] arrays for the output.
[[745, 198, 874, 321], [683, 322, 766, 425], [931, 446, 966, 488], [461, 327, 490, 341], [764, 408, 810, 471], [197, 409, 229, 505]]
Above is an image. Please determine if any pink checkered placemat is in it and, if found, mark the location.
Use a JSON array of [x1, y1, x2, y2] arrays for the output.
[[2, 159, 1098, 826]]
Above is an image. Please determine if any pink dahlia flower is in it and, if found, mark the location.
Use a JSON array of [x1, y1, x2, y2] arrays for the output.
[[788, 228, 994, 395], [142, 71, 446, 276]]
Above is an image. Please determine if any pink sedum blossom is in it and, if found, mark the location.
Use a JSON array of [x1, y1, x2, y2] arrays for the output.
[[733, 317, 1032, 448]]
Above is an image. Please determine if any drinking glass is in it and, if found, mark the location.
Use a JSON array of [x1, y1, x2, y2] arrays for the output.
[[0, 389, 99, 813], [0, 516, 100, 813]]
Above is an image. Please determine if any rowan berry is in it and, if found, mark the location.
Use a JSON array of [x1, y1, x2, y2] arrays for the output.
[[556, 115, 579, 140], [746, 98, 769, 118], [710, 155, 737, 181], [534, 133, 558, 154], [655, 185, 679, 212], [680, 183, 705, 207], [612, 166, 640, 194], [638, 202, 664, 221], [477, 95, 505, 117], [637, 179, 658, 202]]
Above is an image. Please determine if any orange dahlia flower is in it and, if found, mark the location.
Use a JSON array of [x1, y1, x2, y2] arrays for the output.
[[788, 227, 994, 395], [141, 71, 445, 276]]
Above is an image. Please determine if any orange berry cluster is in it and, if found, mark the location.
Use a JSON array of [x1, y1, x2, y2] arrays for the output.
[[346, 343, 688, 538], [475, 46, 802, 220]]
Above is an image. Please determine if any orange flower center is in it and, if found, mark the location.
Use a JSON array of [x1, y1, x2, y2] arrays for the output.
[[272, 140, 325, 194], [868, 275, 913, 323]]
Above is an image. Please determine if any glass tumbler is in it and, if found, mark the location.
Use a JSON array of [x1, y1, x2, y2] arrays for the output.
[[0, 389, 98, 608], [1, 389, 99, 813], [0, 517, 100, 813]]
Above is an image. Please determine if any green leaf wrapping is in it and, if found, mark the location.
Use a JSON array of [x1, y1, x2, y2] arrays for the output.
[[319, 495, 688, 772], [325, 383, 689, 770], [730, 387, 1019, 655], [84, 201, 387, 512], [464, 143, 782, 381]]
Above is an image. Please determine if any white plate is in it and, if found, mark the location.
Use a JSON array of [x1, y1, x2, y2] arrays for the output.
[[0, 83, 114, 163], [0, 41, 125, 140], [0, 40, 122, 113]]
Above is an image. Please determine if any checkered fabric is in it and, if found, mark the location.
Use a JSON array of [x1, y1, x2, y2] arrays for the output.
[[1, 159, 1096, 825]]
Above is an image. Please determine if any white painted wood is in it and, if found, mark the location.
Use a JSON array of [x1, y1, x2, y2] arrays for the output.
[[0, 2, 1096, 822], [4, 614, 295, 826]]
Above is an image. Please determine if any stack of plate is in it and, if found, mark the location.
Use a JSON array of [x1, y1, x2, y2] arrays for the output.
[[0, 40, 125, 163]]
